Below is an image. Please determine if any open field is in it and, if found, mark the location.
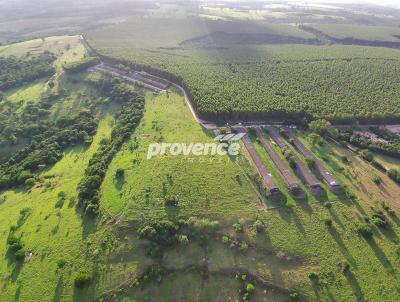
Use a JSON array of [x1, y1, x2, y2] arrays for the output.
[[310, 24, 400, 42], [100, 91, 260, 221]]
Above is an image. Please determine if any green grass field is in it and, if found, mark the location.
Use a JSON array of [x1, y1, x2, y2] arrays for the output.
[[100, 91, 260, 221], [311, 24, 400, 42]]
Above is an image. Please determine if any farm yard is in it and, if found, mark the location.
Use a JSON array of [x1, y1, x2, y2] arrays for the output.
[[1, 1, 400, 302]]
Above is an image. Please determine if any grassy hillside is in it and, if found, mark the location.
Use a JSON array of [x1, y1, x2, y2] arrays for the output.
[[100, 91, 260, 220]]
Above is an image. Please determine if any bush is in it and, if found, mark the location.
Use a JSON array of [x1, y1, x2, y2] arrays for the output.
[[246, 283, 256, 294], [57, 259, 67, 269], [74, 272, 92, 288], [116, 168, 125, 178], [357, 224, 373, 238], [360, 150, 374, 162], [253, 220, 264, 232], [177, 235, 189, 245], [324, 218, 333, 227], [233, 221, 244, 233], [340, 155, 350, 163], [164, 195, 179, 207], [305, 157, 316, 169], [308, 272, 318, 279], [14, 248, 26, 262], [387, 169, 400, 184], [340, 261, 351, 274], [25, 178, 36, 187], [221, 236, 229, 244], [290, 290, 299, 300], [371, 213, 387, 228], [372, 176, 382, 185]]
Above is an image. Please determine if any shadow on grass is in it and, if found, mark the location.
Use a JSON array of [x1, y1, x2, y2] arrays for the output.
[[344, 270, 365, 302], [164, 204, 181, 221], [328, 207, 345, 229], [298, 198, 314, 214], [15, 284, 22, 301], [113, 174, 125, 191], [311, 280, 322, 301], [366, 238, 394, 274], [325, 286, 337, 302], [277, 207, 306, 234], [328, 227, 357, 268], [53, 275, 64, 302], [75, 206, 97, 239], [314, 188, 329, 203], [10, 262, 23, 282], [388, 213, 400, 226], [379, 223, 399, 243]]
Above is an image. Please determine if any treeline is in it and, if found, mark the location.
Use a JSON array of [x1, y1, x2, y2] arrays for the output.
[[78, 78, 145, 216], [0, 52, 56, 91], [63, 57, 99, 73], [338, 128, 400, 159], [87, 34, 400, 124], [0, 111, 97, 190]]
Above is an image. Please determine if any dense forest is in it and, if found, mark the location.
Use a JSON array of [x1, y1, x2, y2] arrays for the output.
[[0, 52, 56, 91], [88, 18, 400, 123]]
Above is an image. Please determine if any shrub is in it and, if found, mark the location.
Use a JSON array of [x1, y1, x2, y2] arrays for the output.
[[25, 178, 35, 187], [57, 259, 67, 269], [246, 283, 256, 294], [308, 272, 318, 279], [74, 272, 92, 288], [233, 221, 244, 233], [371, 213, 387, 228], [164, 195, 179, 207], [340, 155, 350, 163], [288, 157, 297, 169], [187, 217, 219, 233], [372, 176, 382, 185], [324, 201, 333, 209], [115, 168, 125, 178], [357, 224, 373, 238], [290, 290, 299, 300], [305, 158, 316, 169], [14, 248, 26, 262], [58, 191, 66, 199], [340, 261, 351, 274], [177, 235, 189, 245], [324, 218, 333, 227], [387, 169, 400, 184], [253, 219, 264, 232], [360, 150, 374, 162]]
